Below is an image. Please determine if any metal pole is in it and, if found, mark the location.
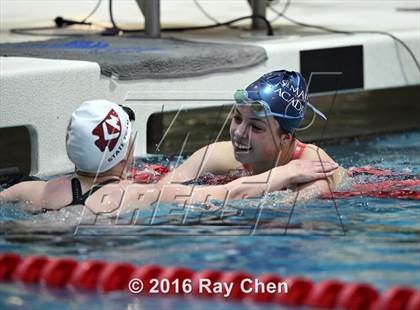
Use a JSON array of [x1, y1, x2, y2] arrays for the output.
[[135, 0, 161, 38], [248, 0, 267, 30]]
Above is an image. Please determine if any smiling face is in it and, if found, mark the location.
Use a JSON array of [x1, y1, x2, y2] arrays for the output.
[[229, 105, 290, 170]]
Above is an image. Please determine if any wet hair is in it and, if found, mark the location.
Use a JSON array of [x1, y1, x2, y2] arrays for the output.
[[276, 118, 296, 143]]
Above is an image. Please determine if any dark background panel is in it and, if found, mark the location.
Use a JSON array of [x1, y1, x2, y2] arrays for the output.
[[300, 45, 364, 93]]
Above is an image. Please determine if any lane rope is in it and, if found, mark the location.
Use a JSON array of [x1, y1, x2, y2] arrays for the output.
[[129, 165, 420, 200], [1, 253, 419, 309]]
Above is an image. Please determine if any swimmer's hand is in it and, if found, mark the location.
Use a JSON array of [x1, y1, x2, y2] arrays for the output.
[[283, 160, 338, 184]]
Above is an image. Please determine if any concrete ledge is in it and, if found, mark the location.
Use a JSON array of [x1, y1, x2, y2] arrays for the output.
[[0, 57, 101, 176]]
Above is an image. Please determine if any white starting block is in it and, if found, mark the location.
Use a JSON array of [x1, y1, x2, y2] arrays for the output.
[[0, 1, 419, 177]]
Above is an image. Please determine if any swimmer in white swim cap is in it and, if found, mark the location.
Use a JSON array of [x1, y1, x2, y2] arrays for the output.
[[66, 99, 133, 176], [0, 100, 138, 212]]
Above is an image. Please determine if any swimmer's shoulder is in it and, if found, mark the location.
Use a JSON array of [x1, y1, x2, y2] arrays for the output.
[[199, 141, 242, 174], [192, 141, 233, 159], [299, 143, 332, 161], [41, 177, 73, 209], [42, 179, 141, 214], [85, 180, 158, 214], [169, 141, 240, 178]]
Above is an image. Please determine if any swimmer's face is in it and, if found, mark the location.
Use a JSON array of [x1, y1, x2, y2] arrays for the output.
[[229, 106, 285, 166]]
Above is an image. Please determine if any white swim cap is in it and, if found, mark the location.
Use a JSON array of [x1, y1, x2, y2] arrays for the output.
[[66, 100, 132, 174]]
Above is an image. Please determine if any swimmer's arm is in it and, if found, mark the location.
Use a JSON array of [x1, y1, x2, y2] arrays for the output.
[[294, 166, 347, 198], [86, 159, 337, 215], [95, 166, 320, 214], [114, 173, 282, 211], [294, 179, 333, 200], [156, 162, 337, 205], [220, 161, 337, 200], [157, 168, 291, 204], [160, 142, 238, 184], [115, 183, 239, 208], [296, 144, 341, 195], [221, 168, 292, 199], [0, 181, 46, 204]]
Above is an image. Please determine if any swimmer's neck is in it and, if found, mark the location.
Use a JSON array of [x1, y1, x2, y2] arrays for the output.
[[250, 139, 297, 174], [75, 170, 124, 183]]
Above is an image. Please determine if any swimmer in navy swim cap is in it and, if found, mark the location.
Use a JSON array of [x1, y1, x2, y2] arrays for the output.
[[1, 93, 338, 214], [162, 70, 343, 199]]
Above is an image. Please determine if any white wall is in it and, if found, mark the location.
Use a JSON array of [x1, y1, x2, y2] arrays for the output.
[[1, 0, 419, 31]]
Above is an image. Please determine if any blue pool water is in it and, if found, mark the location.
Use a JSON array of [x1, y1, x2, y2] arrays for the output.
[[0, 131, 419, 309]]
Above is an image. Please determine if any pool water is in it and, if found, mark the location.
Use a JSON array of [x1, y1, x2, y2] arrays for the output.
[[1, 131, 419, 309]]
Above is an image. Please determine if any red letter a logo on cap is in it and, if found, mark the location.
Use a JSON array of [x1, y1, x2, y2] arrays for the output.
[[92, 109, 122, 152]]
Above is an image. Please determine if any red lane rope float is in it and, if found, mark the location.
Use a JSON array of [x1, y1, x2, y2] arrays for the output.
[[335, 283, 379, 310], [304, 279, 345, 308], [129, 165, 169, 183], [322, 179, 420, 200], [0, 253, 21, 280], [218, 271, 253, 300], [191, 270, 223, 298], [322, 189, 420, 200], [13, 255, 50, 283], [2, 253, 419, 310], [406, 291, 420, 310], [322, 166, 420, 200], [323, 166, 420, 200], [370, 287, 416, 310], [129, 165, 420, 200], [157, 266, 194, 295], [274, 276, 313, 306], [68, 260, 107, 291], [130, 264, 164, 294], [247, 273, 283, 303], [40, 258, 78, 288], [97, 263, 135, 292]]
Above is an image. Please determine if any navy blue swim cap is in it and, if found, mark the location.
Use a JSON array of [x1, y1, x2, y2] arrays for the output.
[[235, 70, 326, 133]]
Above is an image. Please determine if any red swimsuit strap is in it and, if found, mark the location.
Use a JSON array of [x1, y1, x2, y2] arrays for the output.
[[242, 163, 253, 172], [291, 141, 306, 160]]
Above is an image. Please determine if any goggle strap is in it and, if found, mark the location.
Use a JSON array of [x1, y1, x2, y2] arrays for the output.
[[271, 112, 303, 120], [235, 90, 327, 121], [306, 102, 327, 120]]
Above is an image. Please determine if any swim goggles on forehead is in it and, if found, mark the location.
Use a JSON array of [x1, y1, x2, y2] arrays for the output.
[[234, 89, 303, 120], [233, 89, 327, 121]]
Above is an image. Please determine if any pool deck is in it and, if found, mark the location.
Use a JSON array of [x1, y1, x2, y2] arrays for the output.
[[0, 1, 419, 176]]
